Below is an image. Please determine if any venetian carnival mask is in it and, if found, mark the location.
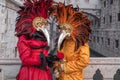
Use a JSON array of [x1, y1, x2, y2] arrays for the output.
[[33, 17, 48, 30], [60, 24, 73, 37], [33, 17, 50, 46], [15, 0, 54, 46], [57, 24, 73, 50], [49, 2, 91, 50]]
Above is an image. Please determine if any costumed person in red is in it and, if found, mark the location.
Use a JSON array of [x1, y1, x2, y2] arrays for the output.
[[15, 0, 64, 80], [49, 2, 91, 80]]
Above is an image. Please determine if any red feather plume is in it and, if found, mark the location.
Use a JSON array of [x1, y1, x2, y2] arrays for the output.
[[15, 0, 53, 37]]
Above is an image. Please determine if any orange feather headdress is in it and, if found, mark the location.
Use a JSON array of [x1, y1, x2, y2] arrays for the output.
[[49, 2, 91, 50]]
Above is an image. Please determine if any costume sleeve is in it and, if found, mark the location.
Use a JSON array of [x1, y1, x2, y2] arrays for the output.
[[65, 43, 90, 73], [17, 36, 41, 66]]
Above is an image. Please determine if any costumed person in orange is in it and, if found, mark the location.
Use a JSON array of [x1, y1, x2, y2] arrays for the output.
[[49, 2, 91, 80], [15, 0, 64, 80]]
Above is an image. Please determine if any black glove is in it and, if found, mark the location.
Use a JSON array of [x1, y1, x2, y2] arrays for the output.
[[46, 54, 59, 62], [46, 48, 59, 62], [46, 48, 64, 68], [39, 52, 47, 70], [46, 54, 59, 67]]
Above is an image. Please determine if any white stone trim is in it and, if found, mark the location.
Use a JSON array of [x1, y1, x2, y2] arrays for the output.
[[90, 57, 120, 65], [0, 58, 21, 65], [9, 0, 23, 6], [0, 58, 120, 79]]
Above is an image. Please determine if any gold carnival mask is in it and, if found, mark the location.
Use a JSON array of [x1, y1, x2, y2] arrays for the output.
[[60, 24, 72, 34], [33, 17, 47, 29]]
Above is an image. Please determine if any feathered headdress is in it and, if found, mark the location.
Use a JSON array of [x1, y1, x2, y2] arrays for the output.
[[15, 0, 53, 37], [49, 2, 91, 50]]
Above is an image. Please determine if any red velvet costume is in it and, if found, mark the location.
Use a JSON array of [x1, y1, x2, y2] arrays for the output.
[[17, 34, 52, 80], [15, 0, 54, 80]]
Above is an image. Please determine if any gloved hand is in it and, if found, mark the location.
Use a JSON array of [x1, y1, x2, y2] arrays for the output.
[[46, 54, 58, 67], [47, 52, 64, 61], [46, 52, 64, 67], [46, 54, 58, 62]]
